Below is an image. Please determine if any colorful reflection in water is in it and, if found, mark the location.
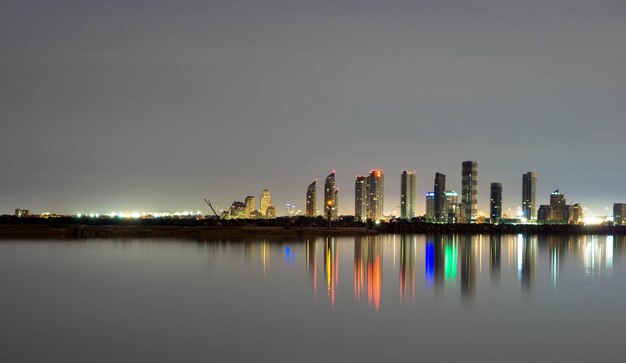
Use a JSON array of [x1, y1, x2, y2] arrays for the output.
[[287, 235, 624, 309], [354, 237, 382, 311]]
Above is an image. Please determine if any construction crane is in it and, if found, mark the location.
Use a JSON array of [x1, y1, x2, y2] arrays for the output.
[[203, 199, 220, 219]]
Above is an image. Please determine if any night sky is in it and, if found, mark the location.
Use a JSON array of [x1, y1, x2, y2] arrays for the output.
[[1, 0, 625, 216]]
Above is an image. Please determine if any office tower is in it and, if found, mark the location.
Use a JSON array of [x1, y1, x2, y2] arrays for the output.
[[461, 161, 478, 222], [306, 180, 316, 217], [444, 191, 462, 223], [266, 206, 276, 219], [260, 189, 272, 217], [614, 203, 626, 226], [522, 172, 537, 220], [244, 196, 255, 219], [425, 192, 435, 220], [367, 170, 384, 220], [490, 183, 502, 222], [550, 190, 566, 222], [434, 173, 446, 222], [400, 170, 416, 220], [324, 172, 338, 219], [334, 189, 339, 217], [355, 176, 368, 220]]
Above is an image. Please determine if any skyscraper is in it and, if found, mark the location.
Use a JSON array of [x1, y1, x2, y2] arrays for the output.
[[367, 170, 384, 221], [324, 172, 338, 219], [244, 196, 255, 219], [425, 192, 435, 221], [400, 170, 416, 220], [462, 161, 478, 222], [614, 203, 626, 226], [490, 183, 502, 222], [260, 189, 272, 217], [550, 190, 566, 222], [355, 175, 367, 220], [444, 191, 462, 223], [434, 173, 446, 222], [305, 180, 316, 217], [522, 172, 537, 220]]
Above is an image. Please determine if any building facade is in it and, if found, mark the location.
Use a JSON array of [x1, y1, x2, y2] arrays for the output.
[[614, 203, 626, 226], [355, 176, 368, 220], [490, 182, 502, 222], [425, 192, 435, 221], [444, 191, 464, 223], [434, 173, 446, 222], [244, 196, 255, 219], [324, 172, 338, 219], [549, 190, 566, 222], [461, 161, 478, 222], [367, 170, 384, 221], [522, 172, 537, 220], [305, 181, 316, 217], [538, 205, 552, 222], [400, 170, 416, 220], [260, 189, 272, 217]]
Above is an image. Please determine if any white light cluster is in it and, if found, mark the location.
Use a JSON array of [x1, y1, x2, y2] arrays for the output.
[[76, 211, 203, 219]]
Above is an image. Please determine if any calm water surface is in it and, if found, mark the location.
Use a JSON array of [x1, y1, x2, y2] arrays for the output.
[[1, 234, 626, 362]]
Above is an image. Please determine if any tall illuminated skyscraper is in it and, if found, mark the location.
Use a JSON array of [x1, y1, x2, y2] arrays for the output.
[[305, 180, 316, 217], [260, 189, 272, 217], [434, 173, 446, 222], [462, 161, 478, 222], [400, 170, 416, 220], [490, 183, 502, 222], [355, 176, 367, 220], [244, 196, 255, 219], [522, 172, 537, 220], [324, 172, 338, 219], [367, 170, 384, 220]]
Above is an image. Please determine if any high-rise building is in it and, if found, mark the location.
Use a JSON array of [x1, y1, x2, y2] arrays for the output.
[[490, 183, 502, 222], [614, 203, 626, 226], [400, 170, 416, 220], [461, 161, 478, 222], [434, 173, 446, 222], [260, 189, 272, 217], [425, 192, 435, 221], [550, 190, 566, 222], [522, 172, 537, 220], [306, 181, 316, 217], [355, 176, 368, 220], [444, 191, 463, 223], [367, 170, 384, 220], [324, 172, 338, 219], [266, 206, 276, 219], [244, 196, 255, 219]]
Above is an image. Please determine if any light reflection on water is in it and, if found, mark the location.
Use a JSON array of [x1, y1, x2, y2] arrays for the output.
[[272, 235, 622, 309], [2, 235, 626, 362]]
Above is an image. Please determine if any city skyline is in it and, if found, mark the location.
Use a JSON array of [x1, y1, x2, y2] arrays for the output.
[[1, 1, 625, 216]]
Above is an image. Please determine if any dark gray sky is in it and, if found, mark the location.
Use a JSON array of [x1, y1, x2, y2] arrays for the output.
[[1, 0, 625, 216]]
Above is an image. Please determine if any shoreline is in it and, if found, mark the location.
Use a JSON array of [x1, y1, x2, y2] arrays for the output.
[[1, 222, 626, 239]]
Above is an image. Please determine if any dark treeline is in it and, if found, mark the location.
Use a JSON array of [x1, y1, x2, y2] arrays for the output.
[[1, 215, 626, 235]]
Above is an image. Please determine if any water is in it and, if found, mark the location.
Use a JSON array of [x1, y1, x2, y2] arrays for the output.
[[1, 235, 625, 362]]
